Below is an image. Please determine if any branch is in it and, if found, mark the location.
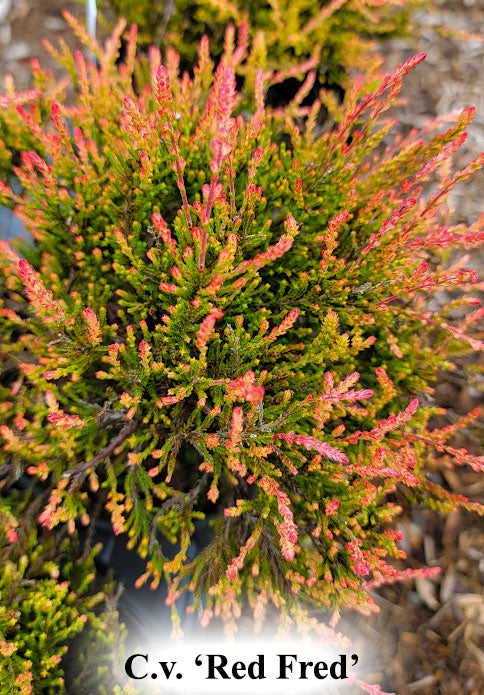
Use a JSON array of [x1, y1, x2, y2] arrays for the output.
[[62, 420, 137, 479], [0, 464, 11, 479], [148, 474, 208, 553]]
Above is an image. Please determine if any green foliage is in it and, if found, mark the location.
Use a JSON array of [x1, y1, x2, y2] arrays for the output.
[[0, 497, 129, 695], [0, 18, 482, 645], [96, 0, 422, 82]]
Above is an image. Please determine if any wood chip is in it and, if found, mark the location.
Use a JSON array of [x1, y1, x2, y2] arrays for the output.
[[440, 570, 457, 604], [416, 577, 440, 611], [408, 675, 437, 691]]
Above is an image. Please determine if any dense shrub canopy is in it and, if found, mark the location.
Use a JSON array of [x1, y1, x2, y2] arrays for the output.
[[97, 0, 421, 81], [0, 502, 123, 695], [0, 18, 483, 647]]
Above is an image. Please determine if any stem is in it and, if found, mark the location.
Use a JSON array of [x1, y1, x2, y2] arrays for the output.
[[197, 175, 219, 271], [169, 132, 192, 230], [62, 420, 137, 479], [228, 158, 236, 217], [198, 228, 208, 271]]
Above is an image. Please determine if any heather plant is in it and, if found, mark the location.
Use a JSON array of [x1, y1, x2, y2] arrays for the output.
[[0, 19, 483, 648], [0, 67, 61, 183], [95, 0, 421, 82], [0, 497, 128, 695]]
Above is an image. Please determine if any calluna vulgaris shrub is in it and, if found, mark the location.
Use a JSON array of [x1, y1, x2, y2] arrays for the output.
[[96, 0, 422, 81], [0, 1, 418, 182], [0, 497, 127, 694], [0, 18, 483, 652]]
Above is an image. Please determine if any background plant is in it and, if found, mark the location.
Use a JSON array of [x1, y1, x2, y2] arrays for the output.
[[94, 0, 423, 85], [0, 495, 130, 695], [0, 17, 482, 646]]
